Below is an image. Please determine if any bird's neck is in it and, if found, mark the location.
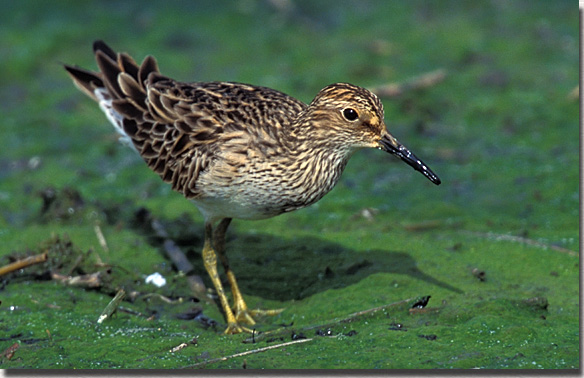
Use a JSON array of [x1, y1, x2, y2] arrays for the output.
[[276, 118, 355, 211]]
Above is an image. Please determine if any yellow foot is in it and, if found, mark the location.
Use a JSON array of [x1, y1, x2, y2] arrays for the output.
[[222, 307, 285, 334], [224, 322, 254, 335]]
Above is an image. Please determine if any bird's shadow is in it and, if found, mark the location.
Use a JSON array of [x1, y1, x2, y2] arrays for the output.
[[132, 210, 463, 302], [229, 232, 464, 301]]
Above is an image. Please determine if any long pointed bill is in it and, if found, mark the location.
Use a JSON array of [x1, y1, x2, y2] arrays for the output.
[[379, 132, 441, 185]]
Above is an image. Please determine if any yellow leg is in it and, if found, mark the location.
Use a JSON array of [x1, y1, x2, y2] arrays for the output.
[[202, 221, 249, 334], [213, 218, 284, 328]]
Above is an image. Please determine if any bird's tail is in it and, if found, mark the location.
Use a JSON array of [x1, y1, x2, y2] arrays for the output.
[[64, 40, 160, 146]]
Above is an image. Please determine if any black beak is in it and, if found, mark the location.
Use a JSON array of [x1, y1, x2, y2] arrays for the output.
[[379, 132, 441, 185]]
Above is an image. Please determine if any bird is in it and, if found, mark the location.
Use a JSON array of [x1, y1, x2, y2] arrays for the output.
[[64, 40, 441, 334]]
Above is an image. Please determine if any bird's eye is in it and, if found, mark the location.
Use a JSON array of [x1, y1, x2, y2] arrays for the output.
[[342, 108, 359, 121]]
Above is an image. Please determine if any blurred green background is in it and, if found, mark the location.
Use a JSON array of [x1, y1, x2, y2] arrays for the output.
[[0, 0, 578, 369]]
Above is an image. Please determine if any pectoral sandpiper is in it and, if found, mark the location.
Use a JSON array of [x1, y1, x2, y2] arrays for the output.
[[65, 41, 441, 334]]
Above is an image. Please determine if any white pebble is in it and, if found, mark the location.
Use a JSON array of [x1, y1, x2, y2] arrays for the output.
[[145, 272, 167, 287]]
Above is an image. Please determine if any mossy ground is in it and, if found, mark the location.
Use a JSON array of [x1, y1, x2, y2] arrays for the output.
[[0, 0, 578, 370]]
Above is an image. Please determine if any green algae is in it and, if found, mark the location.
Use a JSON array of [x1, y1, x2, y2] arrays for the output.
[[0, 0, 578, 370]]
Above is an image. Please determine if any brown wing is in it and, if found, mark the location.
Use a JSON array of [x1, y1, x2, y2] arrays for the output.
[[65, 41, 306, 198]]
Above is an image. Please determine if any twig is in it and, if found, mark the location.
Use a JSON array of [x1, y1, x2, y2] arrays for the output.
[[144, 210, 210, 302], [371, 69, 447, 98], [337, 297, 419, 323], [150, 218, 194, 274], [94, 223, 109, 254], [162, 239, 194, 274], [184, 338, 313, 368], [462, 231, 577, 256], [1, 342, 19, 361], [65, 247, 95, 276], [169, 343, 189, 353], [0, 253, 48, 277], [244, 296, 420, 343], [97, 289, 126, 324], [138, 209, 198, 283], [118, 306, 145, 317], [136, 292, 184, 304], [52, 271, 102, 288]]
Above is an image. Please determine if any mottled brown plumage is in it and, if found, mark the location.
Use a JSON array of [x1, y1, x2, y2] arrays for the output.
[[65, 40, 440, 334]]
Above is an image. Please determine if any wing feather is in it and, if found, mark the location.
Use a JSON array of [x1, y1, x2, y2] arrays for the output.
[[65, 40, 307, 199]]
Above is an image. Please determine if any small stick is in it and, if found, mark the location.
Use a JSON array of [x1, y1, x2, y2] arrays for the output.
[[136, 209, 209, 303], [244, 296, 419, 343], [371, 69, 447, 98], [184, 338, 313, 368], [94, 224, 109, 254], [150, 218, 194, 274], [462, 231, 577, 256], [0, 253, 48, 277], [169, 343, 189, 353], [118, 306, 144, 317], [147, 212, 210, 302], [1, 342, 19, 361], [52, 271, 102, 288], [65, 248, 92, 276], [136, 293, 184, 305], [97, 289, 126, 324]]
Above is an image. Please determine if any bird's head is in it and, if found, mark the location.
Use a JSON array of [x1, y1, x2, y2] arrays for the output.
[[304, 83, 441, 185]]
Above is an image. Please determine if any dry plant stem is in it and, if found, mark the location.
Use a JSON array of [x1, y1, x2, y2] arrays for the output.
[[184, 338, 313, 368], [0, 253, 48, 277], [97, 289, 126, 324], [337, 297, 419, 323], [51, 271, 102, 288], [169, 343, 188, 353], [148, 214, 210, 301], [371, 69, 447, 98], [118, 306, 144, 317], [463, 231, 577, 256], [161, 238, 194, 274], [65, 248, 94, 276], [94, 223, 109, 254], [148, 214, 194, 274], [243, 296, 420, 343], [1, 342, 19, 360], [136, 293, 183, 304]]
